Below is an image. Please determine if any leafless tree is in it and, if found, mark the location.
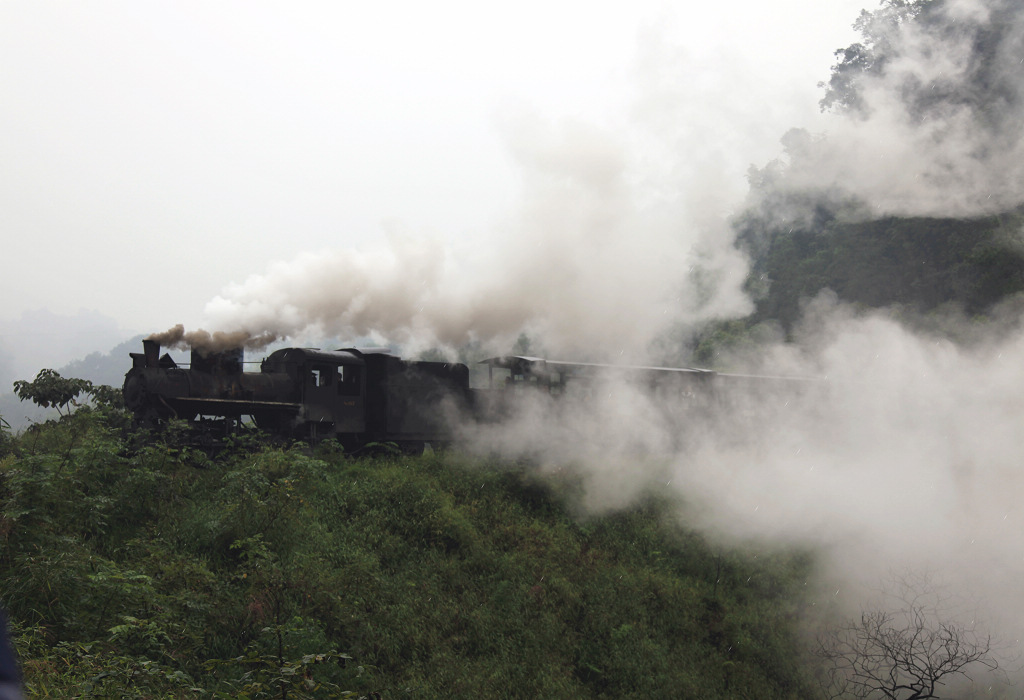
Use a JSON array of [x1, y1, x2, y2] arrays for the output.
[[814, 573, 998, 700]]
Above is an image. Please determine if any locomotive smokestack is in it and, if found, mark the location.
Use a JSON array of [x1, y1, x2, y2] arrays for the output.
[[143, 339, 160, 368]]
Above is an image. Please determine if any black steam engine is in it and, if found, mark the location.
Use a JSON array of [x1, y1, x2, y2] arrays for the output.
[[123, 337, 804, 453], [123, 340, 471, 452]]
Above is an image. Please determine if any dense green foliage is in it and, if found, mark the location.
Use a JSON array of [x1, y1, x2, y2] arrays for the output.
[[689, 209, 1024, 365], [0, 407, 817, 698], [741, 213, 1024, 332], [12, 369, 124, 418]]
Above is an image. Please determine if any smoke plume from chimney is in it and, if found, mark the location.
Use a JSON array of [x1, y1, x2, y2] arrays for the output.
[[176, 115, 752, 358]]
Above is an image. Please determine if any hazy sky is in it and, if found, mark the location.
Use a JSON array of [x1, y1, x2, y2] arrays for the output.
[[0, 0, 866, 342]]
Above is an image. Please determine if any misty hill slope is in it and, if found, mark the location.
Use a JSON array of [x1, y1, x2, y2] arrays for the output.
[[0, 336, 144, 431], [719, 0, 1024, 339], [0, 309, 127, 391], [736, 212, 1024, 333], [0, 412, 816, 698], [59, 335, 146, 389]]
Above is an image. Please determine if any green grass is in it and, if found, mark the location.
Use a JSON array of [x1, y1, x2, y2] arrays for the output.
[[0, 410, 817, 698]]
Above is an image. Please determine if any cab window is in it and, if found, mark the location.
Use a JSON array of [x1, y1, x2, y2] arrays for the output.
[[309, 365, 332, 388], [337, 365, 361, 396]]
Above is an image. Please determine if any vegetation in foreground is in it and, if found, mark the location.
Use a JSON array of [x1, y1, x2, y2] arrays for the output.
[[0, 404, 816, 698]]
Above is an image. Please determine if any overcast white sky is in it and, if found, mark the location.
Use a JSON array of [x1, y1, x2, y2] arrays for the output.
[[0, 0, 867, 342]]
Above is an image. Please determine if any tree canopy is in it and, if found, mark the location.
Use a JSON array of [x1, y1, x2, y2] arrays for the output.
[[12, 368, 122, 417], [820, 0, 1024, 133]]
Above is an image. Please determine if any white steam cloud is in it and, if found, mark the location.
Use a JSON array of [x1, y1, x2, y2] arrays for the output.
[[175, 0, 1024, 356], [759, 0, 1024, 219], [199, 114, 751, 357], [462, 295, 1024, 684]]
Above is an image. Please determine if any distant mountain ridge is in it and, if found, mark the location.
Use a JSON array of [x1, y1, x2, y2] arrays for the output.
[[0, 308, 132, 388], [0, 334, 144, 430]]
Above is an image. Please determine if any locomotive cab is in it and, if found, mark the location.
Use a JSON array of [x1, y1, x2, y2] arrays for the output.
[[259, 348, 367, 442]]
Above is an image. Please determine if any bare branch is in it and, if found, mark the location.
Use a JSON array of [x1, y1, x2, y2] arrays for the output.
[[814, 573, 997, 699]]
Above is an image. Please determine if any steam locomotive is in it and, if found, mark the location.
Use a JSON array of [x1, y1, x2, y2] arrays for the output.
[[123, 340, 472, 452], [123, 338, 798, 452]]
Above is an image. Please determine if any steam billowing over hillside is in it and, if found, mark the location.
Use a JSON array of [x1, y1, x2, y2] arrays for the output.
[[147, 0, 1024, 687], [752, 0, 1024, 222], [161, 0, 1024, 357], [174, 114, 751, 359]]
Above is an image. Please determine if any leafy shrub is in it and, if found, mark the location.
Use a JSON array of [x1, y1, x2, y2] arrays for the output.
[[0, 412, 817, 698]]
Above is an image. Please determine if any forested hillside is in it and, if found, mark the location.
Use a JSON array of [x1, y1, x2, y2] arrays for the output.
[[715, 0, 1024, 344], [0, 407, 816, 698], [734, 210, 1024, 334]]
